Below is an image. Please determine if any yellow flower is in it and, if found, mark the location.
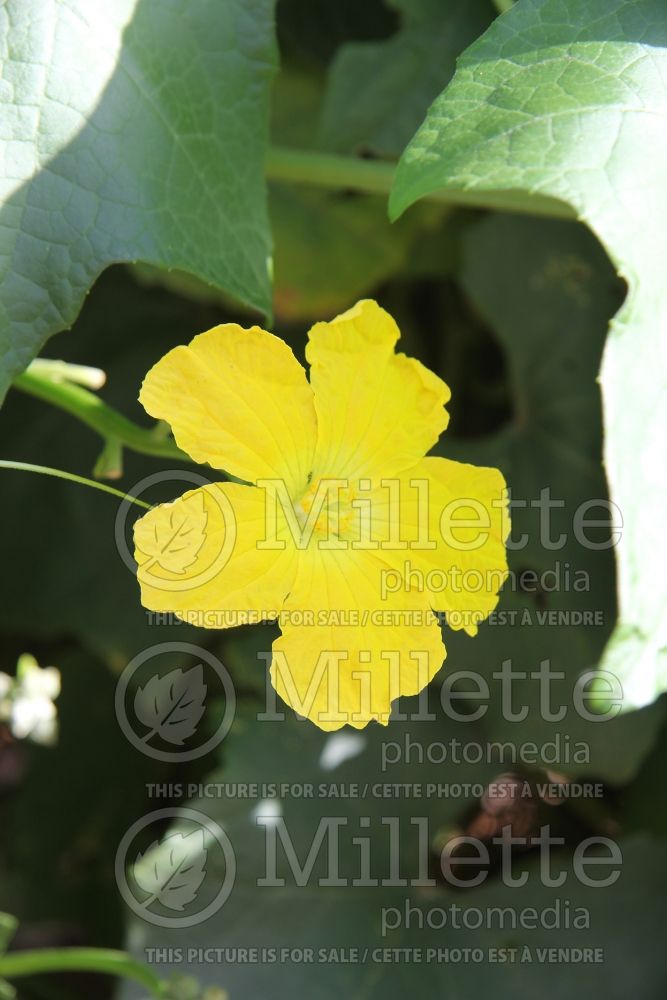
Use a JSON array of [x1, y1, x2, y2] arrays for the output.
[[133, 300, 509, 731]]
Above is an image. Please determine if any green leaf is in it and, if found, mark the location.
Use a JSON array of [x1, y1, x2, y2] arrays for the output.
[[124, 707, 667, 999], [0, 0, 277, 402], [320, 0, 494, 156], [391, 0, 667, 712], [131, 63, 452, 323], [441, 211, 664, 782]]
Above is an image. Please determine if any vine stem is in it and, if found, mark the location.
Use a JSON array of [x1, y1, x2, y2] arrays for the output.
[[12, 367, 188, 463], [0, 948, 165, 997], [264, 146, 574, 220], [0, 460, 152, 510], [266, 146, 400, 199]]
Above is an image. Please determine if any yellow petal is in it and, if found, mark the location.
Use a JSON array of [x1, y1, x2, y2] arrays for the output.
[[140, 325, 317, 496], [134, 482, 298, 626], [369, 457, 509, 636], [306, 299, 450, 479], [271, 546, 445, 731]]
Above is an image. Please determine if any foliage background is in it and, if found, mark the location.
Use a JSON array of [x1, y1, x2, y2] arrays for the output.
[[1, 0, 666, 997]]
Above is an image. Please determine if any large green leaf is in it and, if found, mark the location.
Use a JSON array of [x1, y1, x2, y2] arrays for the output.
[[0, 0, 277, 401], [442, 212, 664, 782], [391, 0, 667, 711], [320, 0, 494, 156], [124, 708, 667, 999]]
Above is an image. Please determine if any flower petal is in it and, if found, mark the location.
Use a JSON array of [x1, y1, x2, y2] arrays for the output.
[[271, 546, 445, 731], [306, 299, 450, 479], [134, 482, 298, 626], [369, 457, 509, 636], [140, 325, 317, 495]]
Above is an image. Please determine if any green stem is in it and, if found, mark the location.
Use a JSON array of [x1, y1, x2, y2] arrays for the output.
[[265, 146, 575, 220], [0, 460, 151, 510], [12, 369, 188, 463], [0, 948, 165, 997], [492, 0, 515, 12], [267, 146, 399, 199]]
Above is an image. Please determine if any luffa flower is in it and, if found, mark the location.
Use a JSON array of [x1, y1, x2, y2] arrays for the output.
[[134, 300, 509, 730]]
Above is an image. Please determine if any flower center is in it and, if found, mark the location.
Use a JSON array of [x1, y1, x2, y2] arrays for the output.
[[295, 476, 358, 540]]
